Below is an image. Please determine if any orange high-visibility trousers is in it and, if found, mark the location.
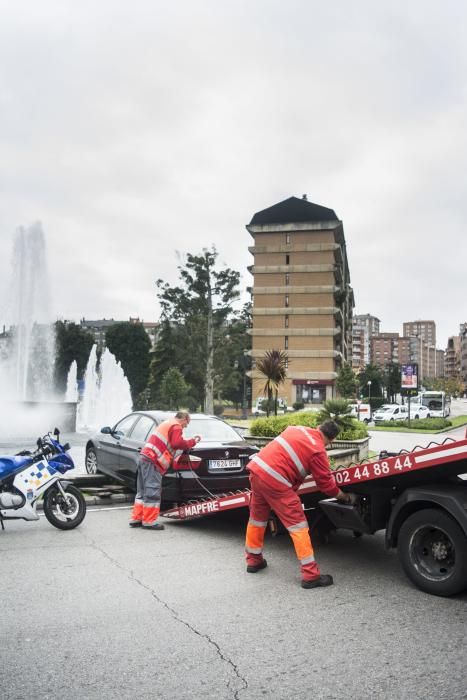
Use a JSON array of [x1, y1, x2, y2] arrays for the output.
[[130, 456, 162, 526], [245, 472, 320, 581]]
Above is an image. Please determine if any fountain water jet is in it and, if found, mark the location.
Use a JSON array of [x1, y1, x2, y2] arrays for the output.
[[65, 360, 78, 403], [1, 222, 55, 401], [77, 345, 132, 431]]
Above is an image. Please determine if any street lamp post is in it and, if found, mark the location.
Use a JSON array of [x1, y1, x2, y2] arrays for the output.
[[367, 380, 372, 405], [241, 350, 249, 419]]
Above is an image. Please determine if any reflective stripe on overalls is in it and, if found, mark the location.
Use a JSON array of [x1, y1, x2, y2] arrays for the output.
[[142, 418, 179, 472]]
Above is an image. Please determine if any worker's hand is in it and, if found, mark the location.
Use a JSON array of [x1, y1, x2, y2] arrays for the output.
[[336, 490, 353, 504], [193, 435, 201, 444]]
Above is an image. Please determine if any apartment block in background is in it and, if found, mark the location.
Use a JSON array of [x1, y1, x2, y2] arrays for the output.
[[352, 314, 380, 370], [459, 323, 467, 393], [445, 336, 460, 378], [403, 320, 436, 347], [370, 333, 399, 367], [247, 195, 354, 406]]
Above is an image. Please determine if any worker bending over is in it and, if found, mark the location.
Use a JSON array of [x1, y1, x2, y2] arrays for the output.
[[129, 411, 200, 530], [245, 420, 352, 588]]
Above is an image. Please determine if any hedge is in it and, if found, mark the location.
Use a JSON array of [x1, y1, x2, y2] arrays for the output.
[[378, 417, 452, 430], [249, 411, 368, 440]]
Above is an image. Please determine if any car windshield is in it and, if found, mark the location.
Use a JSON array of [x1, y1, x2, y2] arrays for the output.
[[184, 419, 242, 442], [377, 407, 391, 413]]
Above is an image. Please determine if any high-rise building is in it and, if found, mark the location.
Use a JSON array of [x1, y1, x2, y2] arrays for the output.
[[403, 320, 436, 347], [352, 314, 380, 369], [247, 195, 354, 405], [445, 336, 460, 379], [459, 323, 467, 393], [370, 333, 399, 367]]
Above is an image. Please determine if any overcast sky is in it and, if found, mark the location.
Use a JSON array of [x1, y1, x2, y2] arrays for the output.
[[0, 0, 465, 349]]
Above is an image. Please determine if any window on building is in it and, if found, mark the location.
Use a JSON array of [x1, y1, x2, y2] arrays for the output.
[[285, 315, 289, 328], [285, 233, 290, 244], [285, 295, 289, 307], [285, 273, 290, 285], [285, 336, 288, 349], [285, 359, 289, 369], [285, 254, 290, 265]]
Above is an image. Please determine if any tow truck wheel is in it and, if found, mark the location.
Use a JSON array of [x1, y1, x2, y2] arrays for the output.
[[398, 508, 467, 597]]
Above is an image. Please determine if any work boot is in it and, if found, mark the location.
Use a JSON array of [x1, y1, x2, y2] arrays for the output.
[[301, 574, 334, 589], [142, 522, 165, 531], [129, 520, 142, 528], [246, 558, 268, 573]]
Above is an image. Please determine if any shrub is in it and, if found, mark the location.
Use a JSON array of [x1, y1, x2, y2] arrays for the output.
[[293, 401, 305, 411], [380, 417, 452, 430], [249, 411, 368, 440], [213, 404, 224, 416]]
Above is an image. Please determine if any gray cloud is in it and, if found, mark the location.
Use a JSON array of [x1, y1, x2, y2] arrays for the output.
[[0, 0, 466, 346]]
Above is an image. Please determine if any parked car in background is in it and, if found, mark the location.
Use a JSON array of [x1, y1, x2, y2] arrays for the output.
[[348, 402, 372, 423], [253, 397, 290, 416], [85, 411, 259, 504], [408, 404, 431, 420], [373, 404, 408, 424]]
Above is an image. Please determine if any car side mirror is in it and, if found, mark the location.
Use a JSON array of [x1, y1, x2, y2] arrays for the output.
[[100, 426, 112, 434]]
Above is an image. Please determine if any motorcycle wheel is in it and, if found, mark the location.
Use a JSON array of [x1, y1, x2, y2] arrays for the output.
[[43, 484, 86, 530]]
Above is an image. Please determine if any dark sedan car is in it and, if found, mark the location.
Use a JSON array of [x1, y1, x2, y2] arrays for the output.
[[85, 411, 259, 505]]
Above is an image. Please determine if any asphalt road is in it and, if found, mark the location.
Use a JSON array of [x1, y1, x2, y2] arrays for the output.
[[1, 404, 467, 699], [1, 501, 466, 700]]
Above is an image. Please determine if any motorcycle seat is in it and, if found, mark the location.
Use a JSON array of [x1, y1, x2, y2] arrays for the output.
[[0, 455, 33, 480]]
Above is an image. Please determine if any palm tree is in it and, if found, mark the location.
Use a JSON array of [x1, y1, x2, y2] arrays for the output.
[[317, 398, 354, 431], [256, 350, 288, 416]]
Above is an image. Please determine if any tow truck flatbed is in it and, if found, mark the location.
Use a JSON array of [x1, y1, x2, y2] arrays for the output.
[[161, 436, 467, 597]]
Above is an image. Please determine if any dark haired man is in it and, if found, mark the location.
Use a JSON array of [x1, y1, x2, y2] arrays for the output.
[[244, 420, 352, 588], [129, 411, 200, 530]]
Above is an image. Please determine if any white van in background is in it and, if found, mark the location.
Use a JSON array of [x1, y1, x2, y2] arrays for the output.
[[373, 404, 408, 424], [349, 402, 372, 423]]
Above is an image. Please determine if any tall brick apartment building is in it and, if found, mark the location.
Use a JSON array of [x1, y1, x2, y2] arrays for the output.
[[246, 196, 354, 406]]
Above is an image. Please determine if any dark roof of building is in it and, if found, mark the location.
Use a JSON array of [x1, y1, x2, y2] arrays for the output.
[[248, 196, 338, 226]]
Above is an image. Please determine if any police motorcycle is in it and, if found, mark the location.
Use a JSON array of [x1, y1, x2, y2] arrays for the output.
[[0, 428, 86, 530]]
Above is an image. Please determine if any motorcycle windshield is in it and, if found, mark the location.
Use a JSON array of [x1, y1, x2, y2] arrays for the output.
[[48, 453, 74, 474]]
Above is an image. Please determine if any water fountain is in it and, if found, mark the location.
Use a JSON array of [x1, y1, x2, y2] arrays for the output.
[[77, 345, 132, 431], [65, 360, 79, 403], [0, 223, 64, 437]]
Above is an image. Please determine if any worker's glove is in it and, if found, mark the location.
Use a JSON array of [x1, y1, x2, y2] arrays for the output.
[[336, 491, 357, 505]]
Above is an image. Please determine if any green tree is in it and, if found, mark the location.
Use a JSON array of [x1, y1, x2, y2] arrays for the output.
[[357, 364, 385, 407], [54, 321, 94, 393], [105, 321, 151, 402], [159, 367, 189, 410], [214, 303, 252, 407], [335, 362, 358, 398], [384, 362, 401, 403], [256, 349, 288, 416], [148, 320, 186, 403], [156, 247, 240, 413]]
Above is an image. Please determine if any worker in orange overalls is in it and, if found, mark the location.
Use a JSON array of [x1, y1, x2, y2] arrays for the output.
[[129, 411, 200, 530], [245, 420, 352, 588]]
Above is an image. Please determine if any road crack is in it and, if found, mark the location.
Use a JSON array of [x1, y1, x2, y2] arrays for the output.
[[83, 535, 248, 699]]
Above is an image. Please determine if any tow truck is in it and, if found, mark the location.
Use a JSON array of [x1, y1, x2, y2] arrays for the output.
[[162, 433, 467, 597]]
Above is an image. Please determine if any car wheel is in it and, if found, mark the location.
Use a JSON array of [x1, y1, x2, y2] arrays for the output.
[[85, 446, 99, 475], [414, 414, 419, 420], [398, 508, 467, 596]]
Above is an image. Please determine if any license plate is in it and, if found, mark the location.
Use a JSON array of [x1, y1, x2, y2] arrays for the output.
[[208, 459, 242, 471]]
